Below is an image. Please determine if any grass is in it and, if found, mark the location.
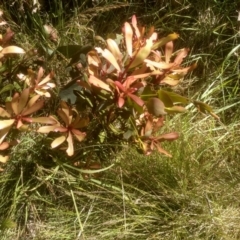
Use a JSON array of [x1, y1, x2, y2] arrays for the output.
[[0, 0, 240, 239], [1, 116, 240, 239]]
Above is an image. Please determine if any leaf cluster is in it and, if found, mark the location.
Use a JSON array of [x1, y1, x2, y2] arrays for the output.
[[0, 13, 218, 172]]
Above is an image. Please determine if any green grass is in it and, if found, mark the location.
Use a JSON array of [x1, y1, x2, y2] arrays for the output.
[[1, 0, 240, 239], [1, 116, 240, 239]]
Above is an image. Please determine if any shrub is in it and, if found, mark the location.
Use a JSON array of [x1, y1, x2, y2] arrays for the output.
[[0, 14, 217, 171]]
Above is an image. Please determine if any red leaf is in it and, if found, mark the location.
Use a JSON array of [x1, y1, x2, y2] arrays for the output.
[[114, 81, 126, 92], [157, 132, 179, 142], [128, 93, 144, 107]]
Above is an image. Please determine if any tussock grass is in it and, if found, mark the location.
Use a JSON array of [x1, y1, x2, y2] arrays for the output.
[[1, 0, 240, 239]]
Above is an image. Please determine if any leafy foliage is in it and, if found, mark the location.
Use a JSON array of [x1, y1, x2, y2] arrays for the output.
[[0, 12, 217, 170]]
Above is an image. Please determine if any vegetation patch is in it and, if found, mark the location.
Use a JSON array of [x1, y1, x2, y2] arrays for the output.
[[0, 1, 239, 239]]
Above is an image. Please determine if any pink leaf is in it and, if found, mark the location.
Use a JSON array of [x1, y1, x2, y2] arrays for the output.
[[1, 46, 25, 55], [172, 63, 197, 74], [51, 135, 66, 148], [95, 47, 120, 71], [18, 88, 30, 113], [72, 129, 86, 142], [66, 132, 74, 156], [57, 108, 70, 126], [124, 22, 133, 57], [106, 38, 122, 61], [157, 132, 179, 141], [118, 97, 125, 108], [16, 119, 24, 129], [11, 93, 20, 115], [0, 126, 12, 144], [0, 119, 15, 130], [26, 95, 41, 109], [89, 75, 112, 92], [174, 48, 189, 66], [114, 81, 126, 92], [131, 15, 140, 38], [54, 126, 68, 133], [21, 100, 44, 116], [36, 67, 44, 84], [165, 41, 173, 63], [155, 143, 172, 157], [0, 142, 9, 150], [38, 125, 59, 133], [144, 59, 174, 69], [24, 116, 58, 124], [128, 93, 145, 107], [0, 107, 11, 118]]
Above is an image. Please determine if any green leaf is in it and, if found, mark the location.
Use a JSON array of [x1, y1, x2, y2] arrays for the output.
[[13, 81, 21, 91], [165, 106, 187, 114], [63, 162, 115, 174], [128, 97, 144, 114], [158, 90, 173, 107], [127, 39, 153, 69], [193, 100, 219, 119], [146, 98, 166, 116], [41, 45, 54, 56], [59, 82, 82, 104], [74, 89, 94, 109], [0, 84, 14, 94], [0, 64, 8, 73], [123, 130, 134, 140], [158, 90, 189, 105], [98, 131, 106, 143], [152, 33, 179, 50], [140, 86, 157, 101], [57, 45, 92, 58]]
